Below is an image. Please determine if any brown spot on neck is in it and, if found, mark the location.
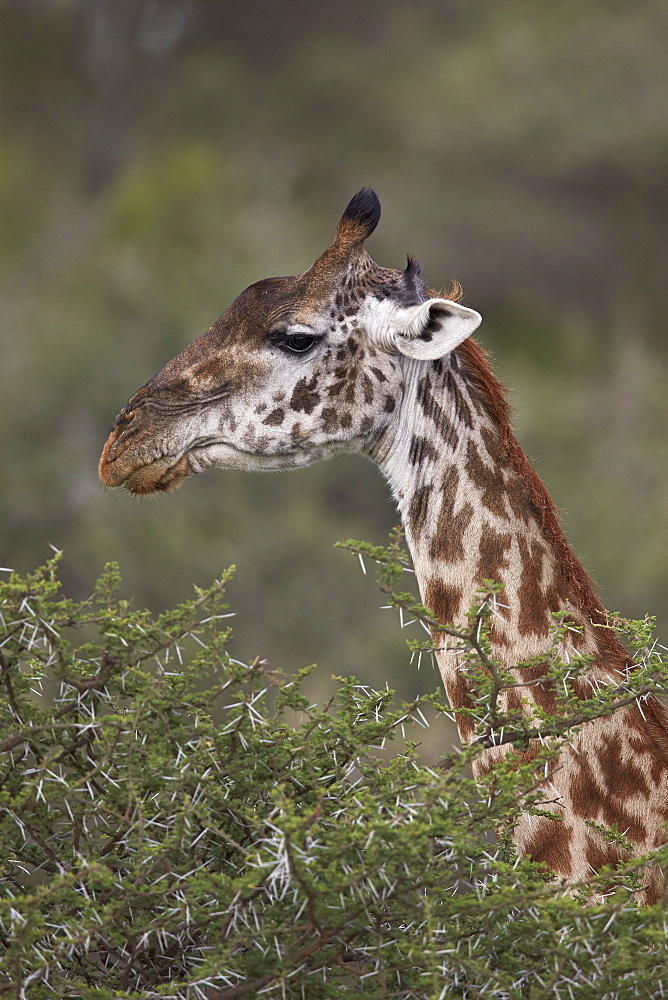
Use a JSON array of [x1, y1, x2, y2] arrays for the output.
[[519, 662, 557, 713], [517, 537, 553, 638], [570, 745, 649, 845], [525, 820, 574, 879], [428, 466, 474, 563], [424, 578, 463, 627], [596, 731, 650, 800], [443, 671, 475, 742], [465, 441, 508, 520], [444, 369, 473, 428], [408, 484, 433, 534], [417, 373, 445, 426], [475, 526, 511, 586], [625, 702, 668, 786], [409, 435, 438, 466]]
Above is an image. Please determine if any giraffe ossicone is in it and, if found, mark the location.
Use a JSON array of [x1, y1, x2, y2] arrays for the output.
[[100, 188, 668, 902]]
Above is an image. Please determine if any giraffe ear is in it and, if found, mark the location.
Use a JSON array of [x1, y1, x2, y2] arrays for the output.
[[392, 298, 482, 360]]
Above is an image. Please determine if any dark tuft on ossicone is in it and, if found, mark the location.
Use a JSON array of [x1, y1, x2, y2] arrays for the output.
[[395, 254, 425, 304], [404, 254, 424, 296], [340, 188, 381, 240], [404, 254, 423, 281]]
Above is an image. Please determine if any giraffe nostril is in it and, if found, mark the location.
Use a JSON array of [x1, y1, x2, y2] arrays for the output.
[[110, 409, 142, 448]]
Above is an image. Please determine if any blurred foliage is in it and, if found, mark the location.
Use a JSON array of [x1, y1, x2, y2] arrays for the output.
[[0, 0, 666, 719], [2, 553, 668, 997]]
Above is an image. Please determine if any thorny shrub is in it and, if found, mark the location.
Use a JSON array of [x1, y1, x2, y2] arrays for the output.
[[1, 536, 668, 999]]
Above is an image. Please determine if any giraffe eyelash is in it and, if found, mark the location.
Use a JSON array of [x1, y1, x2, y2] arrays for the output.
[[268, 328, 323, 355]]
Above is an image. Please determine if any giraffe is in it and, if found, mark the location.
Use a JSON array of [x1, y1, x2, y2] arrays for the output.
[[99, 189, 668, 901]]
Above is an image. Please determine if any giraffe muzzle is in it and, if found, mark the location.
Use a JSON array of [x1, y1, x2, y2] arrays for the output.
[[99, 413, 193, 495], [99, 443, 192, 495]]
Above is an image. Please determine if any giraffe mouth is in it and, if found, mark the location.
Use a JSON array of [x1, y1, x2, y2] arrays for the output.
[[98, 415, 197, 495], [121, 455, 193, 495], [99, 435, 338, 495], [99, 451, 193, 496], [99, 435, 272, 495]]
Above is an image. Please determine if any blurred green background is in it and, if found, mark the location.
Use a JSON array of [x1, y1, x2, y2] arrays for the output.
[[2, 0, 667, 726]]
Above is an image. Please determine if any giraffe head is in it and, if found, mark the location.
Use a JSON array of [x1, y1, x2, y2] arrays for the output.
[[99, 189, 481, 495]]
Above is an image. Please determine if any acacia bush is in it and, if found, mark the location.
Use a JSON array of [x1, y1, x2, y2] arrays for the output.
[[1, 541, 668, 999]]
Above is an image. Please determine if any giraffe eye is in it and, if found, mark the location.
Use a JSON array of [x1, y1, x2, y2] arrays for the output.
[[276, 333, 319, 355]]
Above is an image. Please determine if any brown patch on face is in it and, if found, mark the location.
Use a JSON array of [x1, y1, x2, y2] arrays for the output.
[[290, 374, 320, 414], [339, 412, 352, 429], [409, 435, 439, 466], [424, 579, 463, 627], [429, 467, 474, 563], [525, 820, 573, 878], [100, 283, 279, 489], [123, 454, 192, 496], [327, 366, 354, 402], [408, 484, 433, 534], [361, 372, 374, 405], [290, 422, 307, 446], [320, 407, 339, 433], [465, 441, 508, 520], [262, 408, 284, 426]]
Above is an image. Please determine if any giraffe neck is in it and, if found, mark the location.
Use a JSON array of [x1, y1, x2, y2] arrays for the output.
[[372, 348, 668, 896], [375, 350, 608, 677]]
